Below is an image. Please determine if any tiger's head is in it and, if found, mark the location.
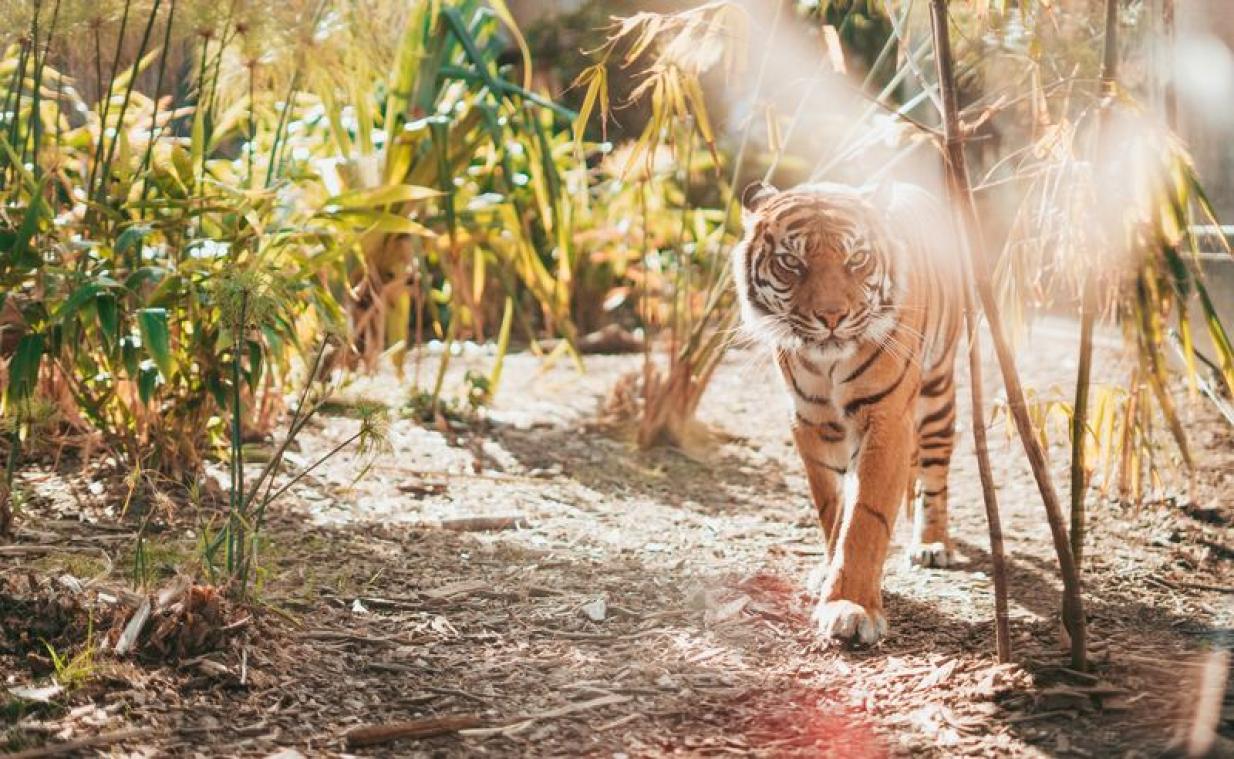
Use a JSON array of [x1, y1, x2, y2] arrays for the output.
[[732, 181, 906, 361]]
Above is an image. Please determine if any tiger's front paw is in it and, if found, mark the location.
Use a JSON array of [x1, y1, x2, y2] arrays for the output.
[[814, 599, 887, 647], [907, 542, 955, 569]]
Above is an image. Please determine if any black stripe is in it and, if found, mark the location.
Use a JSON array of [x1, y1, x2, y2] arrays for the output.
[[786, 216, 813, 234], [920, 457, 950, 468], [918, 399, 954, 429], [841, 341, 887, 384], [844, 354, 912, 416], [784, 361, 828, 405], [859, 502, 891, 534], [921, 372, 951, 397], [819, 419, 846, 443], [919, 440, 952, 450], [795, 353, 825, 375], [920, 425, 954, 441], [802, 454, 846, 476], [795, 411, 844, 430], [923, 487, 947, 497]]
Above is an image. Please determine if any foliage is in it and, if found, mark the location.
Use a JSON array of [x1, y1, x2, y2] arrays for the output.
[[0, 0, 601, 486], [43, 621, 97, 691]]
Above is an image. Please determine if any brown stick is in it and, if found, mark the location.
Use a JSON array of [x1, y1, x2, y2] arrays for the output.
[[962, 286, 1012, 662], [7, 728, 156, 759], [928, 0, 1087, 669], [343, 716, 487, 748], [1071, 0, 1121, 576]]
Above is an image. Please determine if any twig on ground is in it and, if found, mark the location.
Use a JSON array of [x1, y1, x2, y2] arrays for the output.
[[343, 715, 487, 748]]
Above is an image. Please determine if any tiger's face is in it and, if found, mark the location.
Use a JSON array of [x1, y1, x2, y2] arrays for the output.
[[732, 181, 905, 361]]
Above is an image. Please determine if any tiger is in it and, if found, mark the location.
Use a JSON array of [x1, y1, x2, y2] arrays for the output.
[[732, 180, 963, 646]]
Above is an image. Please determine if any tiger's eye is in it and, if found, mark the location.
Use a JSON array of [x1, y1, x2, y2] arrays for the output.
[[771, 252, 804, 277], [847, 249, 870, 269]]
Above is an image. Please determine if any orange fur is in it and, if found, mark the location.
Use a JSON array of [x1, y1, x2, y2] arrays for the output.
[[733, 181, 962, 645]]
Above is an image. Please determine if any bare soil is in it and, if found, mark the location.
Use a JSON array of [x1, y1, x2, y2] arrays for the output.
[[3, 318, 1233, 757]]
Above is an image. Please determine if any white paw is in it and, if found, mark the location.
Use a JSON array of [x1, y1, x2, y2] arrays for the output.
[[814, 599, 887, 646], [907, 542, 955, 569]]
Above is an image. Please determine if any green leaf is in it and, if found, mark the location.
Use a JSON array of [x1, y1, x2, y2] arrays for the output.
[[121, 335, 141, 377], [138, 363, 159, 405], [7, 334, 44, 401], [96, 294, 119, 349], [125, 266, 167, 292], [137, 308, 173, 379], [115, 225, 152, 258], [5, 183, 52, 271], [246, 339, 263, 391], [53, 282, 104, 322]]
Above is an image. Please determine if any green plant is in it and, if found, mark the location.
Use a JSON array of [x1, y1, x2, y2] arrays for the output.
[[43, 620, 97, 691]]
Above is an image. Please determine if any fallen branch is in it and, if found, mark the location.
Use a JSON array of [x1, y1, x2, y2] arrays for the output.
[[343, 715, 487, 748]]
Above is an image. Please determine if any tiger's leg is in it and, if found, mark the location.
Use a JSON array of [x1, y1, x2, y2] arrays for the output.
[[908, 380, 957, 568], [792, 419, 845, 551], [814, 415, 912, 645]]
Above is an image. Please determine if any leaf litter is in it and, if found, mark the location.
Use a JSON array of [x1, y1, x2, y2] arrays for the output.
[[2, 333, 1233, 756]]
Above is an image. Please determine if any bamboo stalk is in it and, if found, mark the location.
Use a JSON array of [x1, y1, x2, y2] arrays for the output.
[[928, 0, 1087, 669], [1076, 0, 1125, 565], [1071, 0, 1120, 576], [963, 281, 1012, 662], [1070, 279, 1096, 569]]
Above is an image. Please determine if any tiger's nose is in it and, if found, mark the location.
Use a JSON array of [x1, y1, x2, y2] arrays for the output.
[[815, 307, 849, 331]]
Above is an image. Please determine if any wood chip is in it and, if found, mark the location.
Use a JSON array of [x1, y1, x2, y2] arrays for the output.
[[113, 598, 152, 656]]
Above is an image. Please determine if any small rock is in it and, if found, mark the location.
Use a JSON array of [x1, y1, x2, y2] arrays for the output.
[[581, 598, 607, 622]]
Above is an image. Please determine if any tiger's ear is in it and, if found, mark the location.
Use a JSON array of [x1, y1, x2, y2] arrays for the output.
[[741, 181, 777, 214]]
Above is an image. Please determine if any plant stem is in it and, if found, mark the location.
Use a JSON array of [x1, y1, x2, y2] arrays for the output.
[[96, 0, 164, 209], [1072, 0, 1122, 571], [229, 292, 248, 577], [1070, 280, 1095, 570], [2, 38, 32, 188], [87, 0, 134, 203], [928, 0, 1087, 669], [138, 0, 178, 211]]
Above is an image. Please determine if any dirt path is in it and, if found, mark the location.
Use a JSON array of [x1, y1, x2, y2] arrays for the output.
[[4, 319, 1233, 757]]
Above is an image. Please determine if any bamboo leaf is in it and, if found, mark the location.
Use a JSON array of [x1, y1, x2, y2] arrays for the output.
[[137, 307, 173, 379], [7, 333, 44, 401], [115, 225, 152, 257], [97, 293, 119, 349], [486, 0, 533, 90], [327, 184, 441, 209]]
